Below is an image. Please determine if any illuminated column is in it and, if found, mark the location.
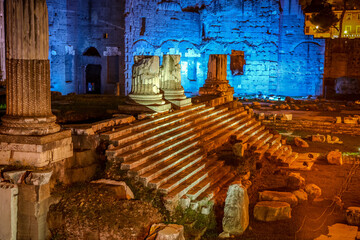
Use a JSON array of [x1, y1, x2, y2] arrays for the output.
[[160, 55, 191, 108], [199, 54, 234, 98], [128, 55, 168, 106], [0, 0, 60, 135]]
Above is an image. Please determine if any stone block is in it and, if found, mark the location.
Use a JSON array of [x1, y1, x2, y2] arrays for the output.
[[91, 179, 134, 200], [74, 150, 98, 167], [346, 207, 360, 226], [259, 191, 298, 207], [292, 189, 308, 204], [223, 182, 249, 235], [0, 183, 18, 240], [25, 170, 53, 185], [3, 170, 27, 184], [64, 164, 98, 184], [0, 151, 11, 165], [52, 143, 73, 163], [327, 150, 343, 165], [17, 213, 48, 240], [304, 184, 321, 200], [294, 137, 309, 148], [18, 198, 50, 217], [254, 201, 291, 222], [287, 172, 305, 190], [18, 184, 51, 203], [311, 134, 326, 143]]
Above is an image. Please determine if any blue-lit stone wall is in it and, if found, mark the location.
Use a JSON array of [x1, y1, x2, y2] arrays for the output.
[[125, 0, 325, 97], [47, 0, 125, 95]]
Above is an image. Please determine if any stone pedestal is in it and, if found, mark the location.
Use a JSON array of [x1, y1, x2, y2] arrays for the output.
[[0, 130, 73, 168], [199, 54, 234, 99], [128, 55, 171, 112], [17, 171, 52, 240], [160, 55, 191, 108], [0, 183, 18, 240]]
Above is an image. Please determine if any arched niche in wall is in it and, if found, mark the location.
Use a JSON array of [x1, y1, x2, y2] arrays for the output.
[[132, 40, 155, 56], [81, 46, 102, 94]]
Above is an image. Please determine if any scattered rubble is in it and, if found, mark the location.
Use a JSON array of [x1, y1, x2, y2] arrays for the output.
[[327, 150, 343, 166], [311, 134, 326, 143], [91, 179, 134, 200], [253, 201, 291, 222], [259, 191, 298, 207], [287, 172, 305, 190], [292, 189, 308, 204], [346, 207, 360, 226], [304, 184, 322, 200], [294, 137, 309, 148], [146, 223, 185, 240]]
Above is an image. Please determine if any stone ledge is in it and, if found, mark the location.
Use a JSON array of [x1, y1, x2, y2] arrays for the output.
[[0, 130, 71, 145]]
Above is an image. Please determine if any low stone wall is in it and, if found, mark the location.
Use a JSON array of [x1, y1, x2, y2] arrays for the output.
[[262, 119, 360, 136]]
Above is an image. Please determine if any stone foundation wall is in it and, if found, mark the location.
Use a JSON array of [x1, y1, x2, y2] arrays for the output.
[[124, 0, 325, 97], [47, 0, 126, 95], [262, 119, 360, 136]]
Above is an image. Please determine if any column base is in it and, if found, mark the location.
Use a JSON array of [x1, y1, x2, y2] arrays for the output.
[[0, 115, 60, 136], [199, 81, 234, 97], [163, 89, 192, 109], [0, 130, 73, 167], [128, 93, 166, 106]]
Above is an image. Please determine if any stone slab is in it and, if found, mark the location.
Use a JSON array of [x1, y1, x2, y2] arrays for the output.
[[0, 130, 71, 145], [0, 183, 18, 240], [315, 223, 358, 240]]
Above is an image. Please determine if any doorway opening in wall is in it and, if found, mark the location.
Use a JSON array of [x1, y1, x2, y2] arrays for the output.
[[86, 64, 101, 94]]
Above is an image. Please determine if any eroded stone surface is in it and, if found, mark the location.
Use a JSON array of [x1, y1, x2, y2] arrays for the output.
[[305, 184, 322, 200], [222, 182, 249, 235], [327, 150, 343, 165], [294, 137, 309, 148], [292, 189, 308, 204], [259, 191, 298, 207], [287, 172, 305, 190], [254, 201, 291, 222], [346, 207, 360, 226]]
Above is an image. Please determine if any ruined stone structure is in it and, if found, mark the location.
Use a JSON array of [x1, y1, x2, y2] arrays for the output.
[[1, 0, 59, 136], [47, 0, 125, 95], [160, 55, 191, 108], [324, 39, 360, 97], [0, 0, 72, 167], [129, 56, 164, 104], [124, 0, 325, 97], [199, 54, 234, 98]]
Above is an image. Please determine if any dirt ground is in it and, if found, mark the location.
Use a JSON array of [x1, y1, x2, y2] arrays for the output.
[[217, 131, 360, 240]]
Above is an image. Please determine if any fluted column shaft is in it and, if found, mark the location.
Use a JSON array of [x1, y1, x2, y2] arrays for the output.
[[199, 54, 234, 97], [0, 0, 59, 135]]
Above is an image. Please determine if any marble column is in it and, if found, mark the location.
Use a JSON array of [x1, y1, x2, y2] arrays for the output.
[[199, 54, 234, 98], [0, 0, 60, 135], [160, 55, 191, 108], [128, 55, 167, 106]]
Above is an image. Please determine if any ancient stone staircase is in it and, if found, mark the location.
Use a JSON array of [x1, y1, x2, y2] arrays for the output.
[[101, 102, 310, 209]]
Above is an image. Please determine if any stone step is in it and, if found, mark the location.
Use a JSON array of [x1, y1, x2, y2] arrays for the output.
[[277, 148, 294, 166], [120, 136, 199, 170], [110, 106, 229, 148], [246, 130, 269, 149], [254, 143, 270, 160], [267, 135, 282, 146], [270, 145, 291, 162], [232, 118, 260, 139], [200, 111, 249, 144], [279, 152, 299, 167], [163, 161, 222, 201], [101, 104, 208, 141], [146, 151, 205, 189], [195, 171, 237, 203], [265, 142, 282, 159], [186, 162, 230, 201], [109, 107, 244, 160], [238, 124, 265, 144], [107, 107, 229, 157], [252, 133, 274, 150], [160, 160, 212, 195], [133, 147, 202, 178]]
